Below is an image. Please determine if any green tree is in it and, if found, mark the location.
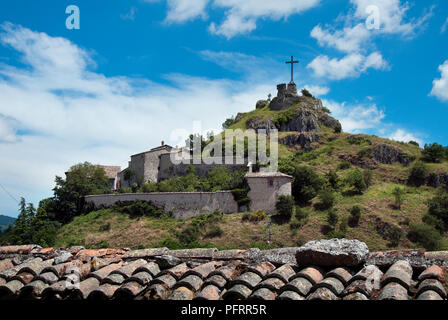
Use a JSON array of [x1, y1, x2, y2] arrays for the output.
[[408, 223, 442, 251], [349, 205, 362, 226], [427, 193, 448, 231], [292, 166, 324, 205], [327, 209, 339, 228], [422, 143, 445, 163], [316, 188, 335, 210], [222, 116, 235, 129], [326, 170, 340, 190], [275, 195, 294, 220], [52, 162, 110, 224], [408, 161, 429, 187], [345, 169, 367, 194], [392, 186, 405, 210]]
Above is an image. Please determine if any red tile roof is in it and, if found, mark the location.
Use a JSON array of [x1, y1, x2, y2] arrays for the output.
[[0, 245, 447, 301]]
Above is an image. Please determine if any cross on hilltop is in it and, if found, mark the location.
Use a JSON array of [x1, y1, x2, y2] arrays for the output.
[[285, 56, 299, 84]]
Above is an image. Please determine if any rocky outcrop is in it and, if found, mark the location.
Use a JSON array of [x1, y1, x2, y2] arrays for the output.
[[338, 153, 378, 170], [372, 144, 413, 166], [319, 114, 342, 131], [279, 133, 319, 150], [295, 239, 369, 267], [256, 100, 269, 109], [427, 173, 448, 189], [245, 116, 276, 133], [276, 108, 320, 133]]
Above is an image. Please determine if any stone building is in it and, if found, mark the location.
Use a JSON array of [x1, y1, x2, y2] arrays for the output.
[[245, 171, 293, 213]]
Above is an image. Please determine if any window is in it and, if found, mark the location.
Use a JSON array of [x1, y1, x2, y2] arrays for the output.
[[268, 179, 274, 187]]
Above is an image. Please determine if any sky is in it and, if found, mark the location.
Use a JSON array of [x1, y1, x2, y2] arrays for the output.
[[0, 0, 447, 217]]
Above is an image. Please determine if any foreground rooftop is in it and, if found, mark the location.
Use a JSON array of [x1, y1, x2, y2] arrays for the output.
[[0, 243, 447, 301]]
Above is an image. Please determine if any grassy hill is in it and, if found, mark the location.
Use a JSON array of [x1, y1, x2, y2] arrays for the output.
[[55, 97, 448, 251], [0, 215, 16, 233]]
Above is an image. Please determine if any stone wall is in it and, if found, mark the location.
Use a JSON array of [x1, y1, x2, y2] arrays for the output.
[[85, 192, 238, 219], [158, 153, 248, 181]]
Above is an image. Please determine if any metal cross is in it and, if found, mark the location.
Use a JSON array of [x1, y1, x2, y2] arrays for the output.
[[285, 56, 299, 83]]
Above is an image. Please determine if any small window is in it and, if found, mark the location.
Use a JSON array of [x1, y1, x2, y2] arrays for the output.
[[268, 179, 274, 187]]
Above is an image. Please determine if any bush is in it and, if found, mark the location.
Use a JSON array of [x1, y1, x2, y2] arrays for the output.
[[327, 209, 339, 228], [409, 140, 420, 147], [178, 224, 201, 246], [386, 226, 403, 247], [408, 223, 442, 251], [349, 205, 362, 226], [316, 188, 336, 210], [99, 223, 111, 232], [408, 161, 429, 187], [345, 169, 368, 194], [392, 186, 405, 210], [427, 193, 448, 231], [113, 200, 170, 218], [337, 160, 352, 170], [242, 210, 266, 222], [275, 195, 295, 220], [289, 218, 305, 230], [422, 143, 445, 163], [97, 240, 110, 249], [301, 88, 313, 98], [292, 166, 325, 205], [363, 169, 373, 187], [334, 122, 342, 134], [322, 106, 331, 114], [326, 170, 340, 190], [141, 182, 158, 193], [204, 225, 224, 238]]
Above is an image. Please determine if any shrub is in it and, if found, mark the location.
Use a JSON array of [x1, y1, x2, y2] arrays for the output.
[[273, 110, 293, 128], [97, 240, 110, 249], [113, 200, 170, 218], [289, 218, 305, 230], [363, 169, 373, 187], [141, 182, 158, 193], [327, 209, 339, 228], [386, 226, 403, 247], [242, 210, 266, 222], [316, 188, 336, 210], [222, 116, 235, 130], [392, 186, 405, 210], [408, 161, 429, 186], [99, 223, 110, 232], [408, 223, 442, 251], [409, 140, 420, 147], [292, 166, 325, 205], [295, 206, 309, 221], [337, 160, 352, 170], [322, 106, 331, 114], [427, 193, 448, 231], [334, 123, 342, 134], [178, 224, 201, 246], [204, 225, 224, 238], [326, 170, 340, 190], [345, 169, 368, 194], [159, 237, 183, 250], [349, 205, 362, 226], [422, 214, 445, 232], [275, 195, 295, 220], [422, 143, 445, 163], [301, 88, 313, 98], [119, 187, 133, 194]]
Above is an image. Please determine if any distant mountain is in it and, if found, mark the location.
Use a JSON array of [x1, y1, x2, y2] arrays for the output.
[[0, 215, 16, 232]]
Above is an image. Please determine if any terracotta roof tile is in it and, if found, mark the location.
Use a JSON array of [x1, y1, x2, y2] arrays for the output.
[[1, 245, 448, 300]]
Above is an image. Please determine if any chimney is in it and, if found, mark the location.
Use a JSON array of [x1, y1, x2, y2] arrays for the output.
[[161, 140, 165, 146]]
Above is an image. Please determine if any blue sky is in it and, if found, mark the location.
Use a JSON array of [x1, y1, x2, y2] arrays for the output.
[[0, 0, 447, 217]]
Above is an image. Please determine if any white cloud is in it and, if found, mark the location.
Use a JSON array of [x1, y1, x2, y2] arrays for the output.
[[210, 0, 321, 38], [442, 18, 448, 33], [161, 0, 320, 37], [388, 129, 422, 144], [309, 0, 432, 80], [307, 52, 388, 80], [310, 23, 371, 53], [0, 24, 273, 216], [164, 0, 210, 23], [323, 99, 385, 132], [430, 60, 448, 102], [303, 85, 330, 96]]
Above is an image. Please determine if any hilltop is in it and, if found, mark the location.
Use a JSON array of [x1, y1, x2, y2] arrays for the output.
[[53, 84, 448, 252]]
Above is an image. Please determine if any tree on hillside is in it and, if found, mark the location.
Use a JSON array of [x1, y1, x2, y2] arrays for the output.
[[345, 168, 368, 194], [292, 166, 324, 205], [52, 162, 110, 224], [422, 143, 445, 163], [392, 186, 405, 210], [408, 161, 429, 187]]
